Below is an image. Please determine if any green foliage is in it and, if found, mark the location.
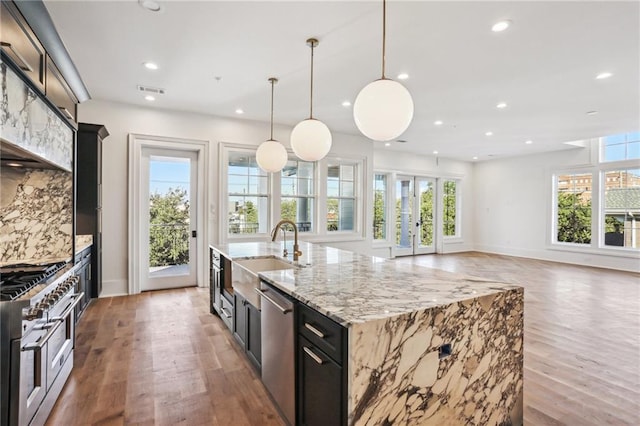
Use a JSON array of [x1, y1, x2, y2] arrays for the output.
[[327, 199, 338, 231], [281, 199, 297, 222], [149, 188, 189, 267], [373, 190, 386, 239], [604, 215, 623, 233], [420, 188, 434, 245], [556, 192, 591, 244], [443, 181, 456, 236]]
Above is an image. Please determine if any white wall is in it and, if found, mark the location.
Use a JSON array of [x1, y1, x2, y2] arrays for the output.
[[78, 99, 374, 296], [472, 145, 640, 273], [370, 150, 476, 258]]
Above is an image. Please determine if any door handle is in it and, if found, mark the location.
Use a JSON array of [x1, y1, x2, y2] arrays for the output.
[[304, 323, 325, 338], [221, 307, 232, 318], [255, 288, 292, 314], [191, 230, 197, 238]]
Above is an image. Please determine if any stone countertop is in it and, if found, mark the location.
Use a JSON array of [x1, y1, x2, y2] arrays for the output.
[[211, 242, 521, 327], [75, 234, 93, 254]]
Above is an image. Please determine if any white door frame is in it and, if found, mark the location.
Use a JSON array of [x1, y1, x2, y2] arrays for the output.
[[394, 175, 437, 256], [128, 134, 209, 295]]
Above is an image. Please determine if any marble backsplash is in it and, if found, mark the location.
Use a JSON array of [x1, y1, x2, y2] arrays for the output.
[[0, 61, 73, 171], [348, 288, 524, 425], [0, 166, 73, 264]]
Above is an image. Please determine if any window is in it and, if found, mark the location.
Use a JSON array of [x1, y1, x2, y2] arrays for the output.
[[281, 159, 315, 233], [227, 152, 269, 235], [443, 180, 458, 237], [601, 132, 640, 162], [373, 174, 387, 240], [327, 163, 356, 232], [555, 172, 593, 244], [603, 169, 640, 248]]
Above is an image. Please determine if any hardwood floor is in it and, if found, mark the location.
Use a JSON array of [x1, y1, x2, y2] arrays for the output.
[[396, 252, 640, 425], [46, 253, 639, 425], [46, 289, 284, 426]]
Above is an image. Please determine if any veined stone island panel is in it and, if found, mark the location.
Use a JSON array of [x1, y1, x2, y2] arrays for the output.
[[348, 288, 524, 425]]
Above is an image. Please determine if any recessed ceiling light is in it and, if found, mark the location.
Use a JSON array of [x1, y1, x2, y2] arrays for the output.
[[434, 120, 443, 126], [384, 142, 391, 147], [525, 140, 533, 144], [6, 162, 23, 167], [485, 131, 493, 136], [396, 139, 407, 143], [235, 108, 244, 114], [433, 150, 439, 155], [596, 72, 613, 80], [397, 73, 409, 80], [492, 20, 511, 32], [143, 62, 158, 70], [139, 0, 162, 12], [145, 95, 155, 101], [586, 110, 598, 115], [472, 156, 478, 160], [496, 102, 507, 109], [342, 101, 351, 107]]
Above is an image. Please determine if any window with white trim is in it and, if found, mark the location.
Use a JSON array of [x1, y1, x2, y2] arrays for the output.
[[373, 173, 387, 240], [601, 132, 640, 162], [227, 152, 269, 235], [327, 163, 356, 232], [443, 179, 459, 237], [603, 168, 640, 249], [280, 159, 315, 233], [555, 172, 593, 244]]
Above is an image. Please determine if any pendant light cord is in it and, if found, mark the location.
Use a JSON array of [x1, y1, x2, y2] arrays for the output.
[[382, 0, 387, 79], [270, 78, 275, 140], [309, 41, 315, 119]]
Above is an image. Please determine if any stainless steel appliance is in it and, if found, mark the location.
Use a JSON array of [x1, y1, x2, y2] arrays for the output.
[[256, 282, 295, 425], [0, 262, 83, 426]]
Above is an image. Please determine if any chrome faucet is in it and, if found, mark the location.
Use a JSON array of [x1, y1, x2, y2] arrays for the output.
[[271, 219, 302, 261]]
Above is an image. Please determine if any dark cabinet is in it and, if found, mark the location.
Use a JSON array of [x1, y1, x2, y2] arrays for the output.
[[297, 303, 347, 426], [74, 247, 91, 323], [233, 292, 261, 371], [76, 123, 109, 298], [45, 55, 77, 124], [0, 0, 46, 92]]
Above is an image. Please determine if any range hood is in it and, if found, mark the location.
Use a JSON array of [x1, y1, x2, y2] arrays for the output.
[[0, 139, 65, 170]]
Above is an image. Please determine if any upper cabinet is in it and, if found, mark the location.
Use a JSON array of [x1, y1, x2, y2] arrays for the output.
[[46, 55, 77, 123], [0, 0, 46, 92]]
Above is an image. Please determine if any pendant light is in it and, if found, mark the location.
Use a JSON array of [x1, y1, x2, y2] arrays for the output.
[[353, 0, 414, 141], [290, 38, 332, 161], [256, 78, 288, 173]]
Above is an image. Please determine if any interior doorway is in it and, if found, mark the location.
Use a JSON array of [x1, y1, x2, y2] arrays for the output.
[[395, 176, 436, 256]]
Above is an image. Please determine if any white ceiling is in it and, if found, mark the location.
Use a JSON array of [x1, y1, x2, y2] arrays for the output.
[[44, 0, 639, 161]]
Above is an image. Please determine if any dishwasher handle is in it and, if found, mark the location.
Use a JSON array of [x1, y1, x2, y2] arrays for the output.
[[255, 288, 292, 314]]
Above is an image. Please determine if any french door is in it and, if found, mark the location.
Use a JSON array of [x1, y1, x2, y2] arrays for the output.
[[395, 176, 436, 256], [140, 148, 198, 291]]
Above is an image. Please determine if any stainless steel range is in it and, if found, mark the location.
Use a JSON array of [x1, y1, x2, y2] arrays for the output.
[[0, 262, 84, 426]]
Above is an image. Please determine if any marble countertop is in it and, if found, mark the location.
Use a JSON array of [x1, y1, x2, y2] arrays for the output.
[[211, 242, 521, 327]]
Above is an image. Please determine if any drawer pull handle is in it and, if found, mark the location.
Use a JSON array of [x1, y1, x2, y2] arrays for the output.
[[303, 346, 324, 365], [221, 307, 232, 318], [1, 41, 34, 72], [304, 323, 325, 338]]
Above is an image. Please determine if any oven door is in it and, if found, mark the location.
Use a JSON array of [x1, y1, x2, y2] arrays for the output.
[[46, 293, 83, 390], [16, 324, 49, 426]]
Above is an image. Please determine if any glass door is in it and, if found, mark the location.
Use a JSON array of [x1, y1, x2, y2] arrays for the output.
[[141, 148, 198, 291], [395, 176, 436, 256]]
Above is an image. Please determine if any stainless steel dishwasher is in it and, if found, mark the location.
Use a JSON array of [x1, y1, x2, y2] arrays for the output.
[[255, 282, 295, 425]]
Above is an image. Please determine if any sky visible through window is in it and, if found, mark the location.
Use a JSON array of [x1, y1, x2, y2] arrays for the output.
[[149, 157, 190, 195], [602, 132, 640, 162]]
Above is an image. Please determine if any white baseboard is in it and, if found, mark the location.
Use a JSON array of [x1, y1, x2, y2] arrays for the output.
[[99, 279, 129, 297]]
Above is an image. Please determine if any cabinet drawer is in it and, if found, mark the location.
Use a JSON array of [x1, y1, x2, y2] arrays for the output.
[[298, 303, 345, 365], [0, 1, 46, 92], [45, 55, 77, 123], [220, 296, 233, 331]]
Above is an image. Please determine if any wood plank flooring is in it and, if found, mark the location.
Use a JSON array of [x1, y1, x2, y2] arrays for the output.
[[46, 253, 639, 425], [396, 252, 640, 425]]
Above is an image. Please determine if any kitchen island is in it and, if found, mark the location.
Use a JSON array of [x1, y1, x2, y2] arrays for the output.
[[212, 241, 523, 425]]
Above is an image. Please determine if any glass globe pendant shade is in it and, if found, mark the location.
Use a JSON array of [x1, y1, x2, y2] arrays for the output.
[[256, 140, 287, 173], [290, 118, 332, 161], [353, 78, 414, 141]]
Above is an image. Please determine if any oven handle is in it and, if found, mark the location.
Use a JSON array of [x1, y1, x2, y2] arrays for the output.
[[49, 292, 85, 322], [22, 292, 84, 352]]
